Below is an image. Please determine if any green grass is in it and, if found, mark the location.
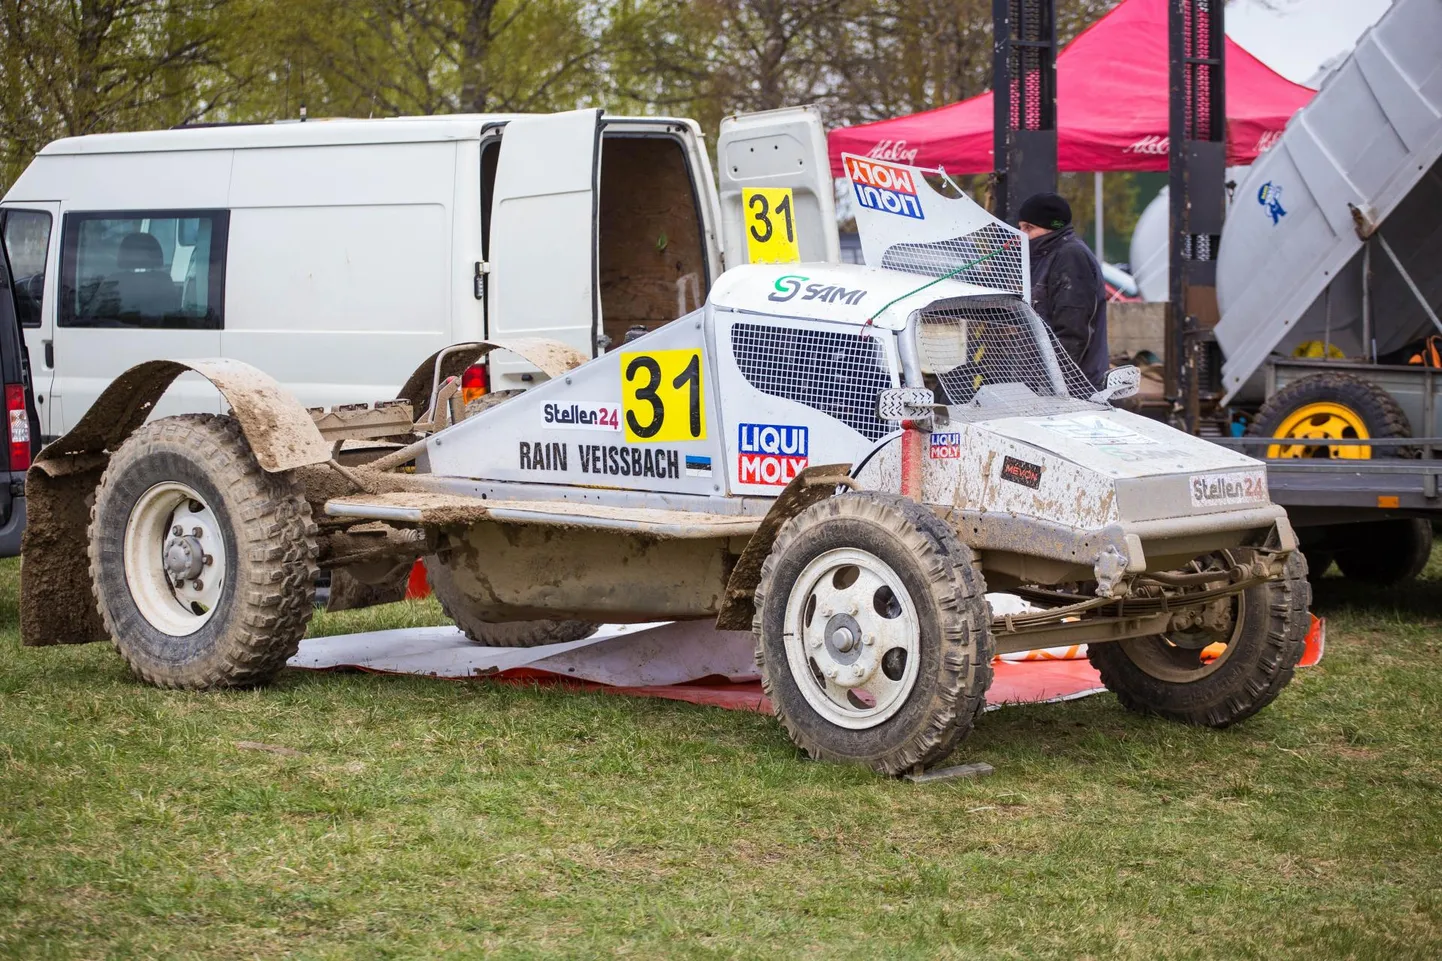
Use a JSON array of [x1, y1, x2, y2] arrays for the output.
[[3, 555, 1441, 960]]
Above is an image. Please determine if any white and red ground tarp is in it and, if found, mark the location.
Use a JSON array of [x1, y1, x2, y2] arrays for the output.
[[291, 604, 1323, 714]]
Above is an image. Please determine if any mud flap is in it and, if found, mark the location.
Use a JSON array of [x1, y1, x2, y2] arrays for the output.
[[21, 459, 107, 646], [21, 358, 331, 647], [714, 463, 853, 631]]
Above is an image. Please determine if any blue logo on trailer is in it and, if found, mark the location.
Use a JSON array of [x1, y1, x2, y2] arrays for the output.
[[1258, 181, 1286, 225]]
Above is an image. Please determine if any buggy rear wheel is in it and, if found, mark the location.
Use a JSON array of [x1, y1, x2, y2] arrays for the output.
[[426, 558, 597, 648], [88, 414, 318, 689], [1087, 550, 1310, 727], [753, 492, 993, 776]]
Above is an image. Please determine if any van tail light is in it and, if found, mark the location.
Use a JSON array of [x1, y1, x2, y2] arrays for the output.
[[5, 384, 30, 471], [461, 363, 489, 406]]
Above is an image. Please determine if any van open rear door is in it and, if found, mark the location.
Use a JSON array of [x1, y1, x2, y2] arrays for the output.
[[717, 105, 840, 268], [486, 108, 603, 388]]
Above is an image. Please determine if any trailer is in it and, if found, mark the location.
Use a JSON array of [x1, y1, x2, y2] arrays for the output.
[[1203, 0, 1442, 583]]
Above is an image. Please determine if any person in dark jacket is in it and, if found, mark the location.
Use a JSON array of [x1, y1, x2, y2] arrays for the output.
[[1017, 192, 1109, 388]]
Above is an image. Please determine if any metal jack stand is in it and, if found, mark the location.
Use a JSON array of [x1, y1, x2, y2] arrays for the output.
[[1167, 0, 1227, 434], [993, 0, 1059, 220]]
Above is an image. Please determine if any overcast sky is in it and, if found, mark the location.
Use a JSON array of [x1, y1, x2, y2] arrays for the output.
[[1226, 0, 1394, 86]]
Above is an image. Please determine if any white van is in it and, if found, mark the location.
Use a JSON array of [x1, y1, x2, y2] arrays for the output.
[[0, 107, 838, 439]]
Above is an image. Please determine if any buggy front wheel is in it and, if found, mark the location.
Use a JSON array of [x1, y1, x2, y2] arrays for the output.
[[753, 492, 993, 776]]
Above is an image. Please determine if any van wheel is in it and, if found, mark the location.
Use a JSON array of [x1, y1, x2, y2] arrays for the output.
[[1087, 550, 1310, 727], [88, 414, 318, 689], [753, 492, 993, 776], [1332, 518, 1433, 585], [426, 559, 597, 648], [1248, 372, 1410, 459]]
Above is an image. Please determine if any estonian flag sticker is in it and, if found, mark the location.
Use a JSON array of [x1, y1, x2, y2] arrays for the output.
[[685, 455, 713, 477]]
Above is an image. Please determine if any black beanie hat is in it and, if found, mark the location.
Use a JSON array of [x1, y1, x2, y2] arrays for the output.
[[1017, 192, 1072, 230]]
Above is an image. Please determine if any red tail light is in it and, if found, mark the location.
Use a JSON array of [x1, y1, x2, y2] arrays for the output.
[[461, 363, 489, 405], [5, 384, 29, 471]]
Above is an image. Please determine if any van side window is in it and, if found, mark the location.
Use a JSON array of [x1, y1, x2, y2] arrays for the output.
[[1, 210, 53, 328], [59, 210, 229, 330]]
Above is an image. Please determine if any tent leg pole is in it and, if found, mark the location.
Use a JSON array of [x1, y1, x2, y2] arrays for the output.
[[1094, 171, 1104, 258]]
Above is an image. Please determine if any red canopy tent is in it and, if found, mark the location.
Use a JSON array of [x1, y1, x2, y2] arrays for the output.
[[828, 0, 1314, 176]]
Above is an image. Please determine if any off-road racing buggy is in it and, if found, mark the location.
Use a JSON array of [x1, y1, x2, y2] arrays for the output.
[[21, 156, 1311, 776]]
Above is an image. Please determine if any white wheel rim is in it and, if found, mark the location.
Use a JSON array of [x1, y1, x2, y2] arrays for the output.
[[123, 481, 228, 637], [782, 547, 922, 730]]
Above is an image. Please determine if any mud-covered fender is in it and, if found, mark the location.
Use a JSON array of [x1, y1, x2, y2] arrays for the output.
[[714, 463, 856, 631], [37, 358, 330, 473], [22, 358, 330, 648], [395, 338, 590, 416]]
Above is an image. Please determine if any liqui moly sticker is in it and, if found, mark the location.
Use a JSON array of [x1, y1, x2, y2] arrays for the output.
[[929, 432, 961, 459], [843, 157, 925, 220], [737, 423, 808, 486], [1189, 470, 1268, 507], [543, 402, 620, 431]]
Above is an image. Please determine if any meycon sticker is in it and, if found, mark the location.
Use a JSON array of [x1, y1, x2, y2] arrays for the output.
[[844, 156, 925, 220], [1190, 471, 1268, 507], [738, 423, 809, 486], [543, 402, 620, 431]]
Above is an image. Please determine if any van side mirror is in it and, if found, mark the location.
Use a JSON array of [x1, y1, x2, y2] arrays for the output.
[[1090, 365, 1140, 405]]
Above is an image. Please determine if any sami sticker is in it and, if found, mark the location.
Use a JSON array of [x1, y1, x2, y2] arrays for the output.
[[542, 402, 620, 431], [844, 156, 925, 220], [742, 187, 801, 264], [737, 423, 808, 486], [1190, 470, 1267, 507], [1001, 456, 1043, 489], [621, 349, 705, 443], [929, 432, 961, 459]]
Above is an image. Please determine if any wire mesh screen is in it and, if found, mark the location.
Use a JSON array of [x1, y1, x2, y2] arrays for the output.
[[731, 322, 896, 440], [879, 225, 1027, 295], [918, 297, 1098, 406]]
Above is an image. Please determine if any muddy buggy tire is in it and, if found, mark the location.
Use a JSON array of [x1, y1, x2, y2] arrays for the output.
[[1332, 518, 1433, 585], [1087, 550, 1310, 727], [88, 414, 318, 690], [426, 559, 597, 648], [753, 492, 994, 776], [1248, 372, 1411, 458]]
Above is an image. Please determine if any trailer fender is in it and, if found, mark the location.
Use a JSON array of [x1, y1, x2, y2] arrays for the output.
[[395, 338, 590, 415], [714, 463, 856, 631], [21, 358, 330, 648]]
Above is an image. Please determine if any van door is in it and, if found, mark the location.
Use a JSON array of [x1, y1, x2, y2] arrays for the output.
[[716, 105, 840, 268], [49, 210, 226, 435], [485, 108, 603, 389], [1, 204, 59, 436]]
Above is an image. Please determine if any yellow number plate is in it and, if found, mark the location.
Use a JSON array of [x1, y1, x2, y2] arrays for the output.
[[742, 187, 801, 264], [621, 349, 706, 443]]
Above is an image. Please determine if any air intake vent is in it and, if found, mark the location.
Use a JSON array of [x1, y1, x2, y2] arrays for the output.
[[730, 322, 895, 440]]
